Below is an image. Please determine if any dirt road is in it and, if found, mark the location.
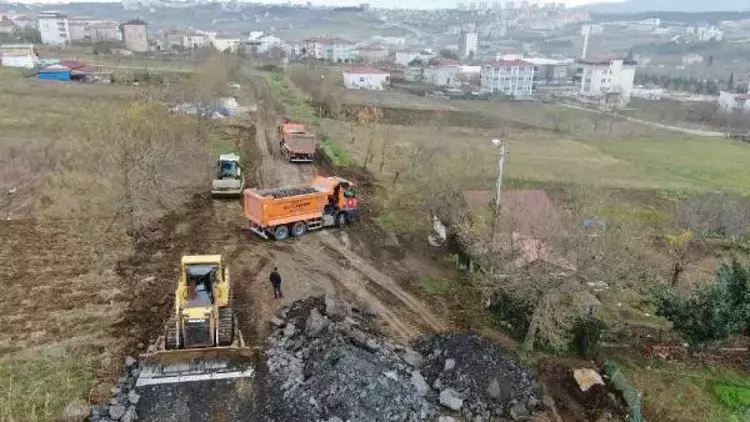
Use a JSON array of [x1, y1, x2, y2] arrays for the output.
[[128, 98, 447, 420]]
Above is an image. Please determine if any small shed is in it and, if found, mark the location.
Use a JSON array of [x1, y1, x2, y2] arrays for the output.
[[39, 64, 71, 81], [343, 67, 390, 90]]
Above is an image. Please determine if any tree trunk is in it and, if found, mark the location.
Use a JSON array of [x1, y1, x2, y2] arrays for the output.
[[523, 307, 542, 352]]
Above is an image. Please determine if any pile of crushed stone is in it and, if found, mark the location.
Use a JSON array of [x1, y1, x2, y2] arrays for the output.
[[265, 295, 541, 422], [414, 333, 542, 421]]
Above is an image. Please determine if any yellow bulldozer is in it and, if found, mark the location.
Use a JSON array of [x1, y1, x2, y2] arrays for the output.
[[136, 255, 254, 387]]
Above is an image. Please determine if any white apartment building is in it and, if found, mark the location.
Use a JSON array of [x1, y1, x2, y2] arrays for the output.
[[38, 11, 70, 46], [459, 29, 478, 58], [480, 59, 535, 99], [213, 37, 240, 53], [302, 37, 358, 62], [257, 35, 282, 53], [576, 59, 636, 107], [122, 20, 148, 52], [394, 50, 434, 67]]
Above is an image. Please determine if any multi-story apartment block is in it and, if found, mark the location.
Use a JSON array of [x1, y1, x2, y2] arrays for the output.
[[38, 11, 70, 46], [480, 59, 535, 99], [575, 58, 636, 107]]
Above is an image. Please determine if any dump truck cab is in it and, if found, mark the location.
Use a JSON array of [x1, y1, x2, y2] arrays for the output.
[[168, 255, 233, 349], [318, 176, 359, 223], [211, 154, 245, 197]]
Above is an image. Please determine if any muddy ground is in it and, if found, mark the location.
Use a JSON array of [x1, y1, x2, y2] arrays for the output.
[[111, 109, 454, 419]]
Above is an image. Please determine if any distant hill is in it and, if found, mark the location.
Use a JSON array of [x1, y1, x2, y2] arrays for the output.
[[580, 0, 750, 13]]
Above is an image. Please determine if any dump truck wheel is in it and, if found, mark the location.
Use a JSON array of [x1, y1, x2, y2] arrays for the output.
[[291, 221, 307, 237], [274, 225, 290, 240], [165, 315, 179, 350], [336, 212, 347, 228], [218, 307, 234, 346]]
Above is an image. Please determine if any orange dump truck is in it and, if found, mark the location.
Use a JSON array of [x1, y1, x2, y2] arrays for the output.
[[243, 176, 358, 240], [279, 122, 316, 163]]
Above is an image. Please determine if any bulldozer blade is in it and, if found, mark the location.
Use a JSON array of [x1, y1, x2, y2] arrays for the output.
[[136, 347, 256, 387]]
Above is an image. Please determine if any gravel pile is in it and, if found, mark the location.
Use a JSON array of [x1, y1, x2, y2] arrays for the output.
[[265, 296, 437, 422], [89, 357, 141, 422], [265, 296, 542, 422], [413, 333, 541, 421]]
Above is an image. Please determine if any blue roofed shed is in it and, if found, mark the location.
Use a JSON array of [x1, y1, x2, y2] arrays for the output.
[[39, 64, 71, 81]]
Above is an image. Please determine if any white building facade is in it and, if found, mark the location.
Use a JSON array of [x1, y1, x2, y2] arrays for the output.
[[213, 38, 240, 53], [394, 50, 434, 67], [122, 20, 148, 52], [0, 44, 39, 68], [38, 11, 70, 46], [459, 30, 478, 58], [343, 67, 390, 90], [719, 91, 750, 113], [576, 59, 636, 107], [480, 60, 535, 99], [302, 37, 358, 62]]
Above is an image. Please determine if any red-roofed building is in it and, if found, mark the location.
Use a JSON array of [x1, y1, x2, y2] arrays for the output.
[[343, 67, 390, 90], [719, 91, 750, 113], [480, 59, 535, 99]]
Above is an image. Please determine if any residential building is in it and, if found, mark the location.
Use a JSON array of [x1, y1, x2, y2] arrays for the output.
[[575, 58, 637, 107], [38, 11, 70, 46], [0, 16, 16, 35], [183, 33, 209, 49], [459, 26, 478, 59], [257, 35, 282, 53], [302, 37, 358, 62], [122, 19, 148, 52], [11, 15, 37, 30], [394, 50, 434, 67], [343, 67, 390, 90], [68, 18, 90, 42], [90, 21, 121, 42], [358, 45, 388, 64], [682, 53, 704, 65], [523, 57, 572, 86], [480, 59, 535, 99], [213, 37, 240, 53], [0, 44, 39, 68], [718, 91, 750, 113]]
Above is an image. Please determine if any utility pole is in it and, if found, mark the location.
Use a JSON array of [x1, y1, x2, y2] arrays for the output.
[[490, 139, 507, 246]]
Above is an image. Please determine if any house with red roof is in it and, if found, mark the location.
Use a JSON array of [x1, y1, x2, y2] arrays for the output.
[[719, 91, 750, 113], [480, 59, 536, 99], [343, 67, 390, 90]]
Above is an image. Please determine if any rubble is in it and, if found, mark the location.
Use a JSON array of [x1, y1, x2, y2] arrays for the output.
[[89, 357, 141, 422], [413, 333, 541, 421], [266, 296, 543, 422], [265, 296, 436, 421]]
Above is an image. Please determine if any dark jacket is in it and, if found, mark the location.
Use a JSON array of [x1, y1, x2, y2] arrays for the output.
[[270, 271, 281, 286]]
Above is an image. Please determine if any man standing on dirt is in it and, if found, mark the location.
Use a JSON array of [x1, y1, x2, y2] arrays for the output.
[[270, 267, 283, 299]]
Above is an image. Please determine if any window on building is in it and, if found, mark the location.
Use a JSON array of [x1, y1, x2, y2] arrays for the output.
[[360, 77, 365, 82]]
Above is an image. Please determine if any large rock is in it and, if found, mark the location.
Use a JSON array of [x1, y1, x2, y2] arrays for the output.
[[403, 349, 424, 368], [509, 402, 530, 420], [61, 399, 90, 422], [124, 356, 137, 369], [411, 371, 429, 396], [283, 323, 297, 338], [439, 388, 463, 411], [325, 295, 352, 320], [109, 404, 126, 420], [127, 390, 140, 405], [486, 377, 511, 402], [305, 308, 330, 337], [444, 359, 455, 371], [122, 405, 138, 422]]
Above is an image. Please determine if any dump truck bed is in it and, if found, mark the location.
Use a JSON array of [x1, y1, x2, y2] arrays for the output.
[[283, 133, 316, 155], [243, 185, 330, 229]]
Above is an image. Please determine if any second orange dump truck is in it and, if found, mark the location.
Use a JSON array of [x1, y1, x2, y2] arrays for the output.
[[243, 176, 358, 240], [279, 122, 316, 163]]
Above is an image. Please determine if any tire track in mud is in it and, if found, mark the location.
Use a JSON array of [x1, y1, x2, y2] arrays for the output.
[[245, 117, 446, 342]]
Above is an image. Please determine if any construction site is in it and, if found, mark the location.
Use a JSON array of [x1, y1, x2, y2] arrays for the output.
[[3, 53, 750, 422]]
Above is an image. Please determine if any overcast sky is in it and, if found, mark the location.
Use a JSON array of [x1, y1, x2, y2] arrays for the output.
[[13, 0, 625, 7]]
